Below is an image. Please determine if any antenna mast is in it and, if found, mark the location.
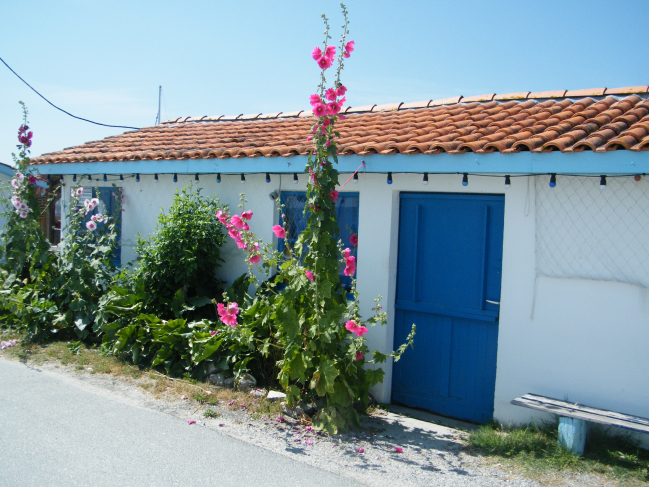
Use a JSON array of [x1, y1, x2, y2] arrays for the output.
[[155, 86, 162, 125]]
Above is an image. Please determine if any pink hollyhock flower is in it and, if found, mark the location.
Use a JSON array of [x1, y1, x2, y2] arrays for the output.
[[305, 269, 314, 281], [241, 210, 253, 220], [90, 197, 99, 207], [19, 202, 28, 211], [309, 94, 322, 106], [76, 188, 83, 197], [358, 448, 365, 453], [355, 351, 364, 361], [18, 210, 28, 218], [320, 127, 326, 135], [91, 213, 104, 223], [325, 45, 336, 60], [306, 136, 313, 142], [216, 210, 228, 225], [86, 221, 97, 231], [10, 196, 20, 208], [249, 254, 261, 264], [330, 190, 339, 201], [311, 46, 323, 61], [350, 234, 358, 246], [336, 85, 347, 97], [322, 118, 331, 127], [28, 175, 37, 184], [235, 238, 246, 249], [344, 263, 356, 277], [228, 227, 241, 240], [344, 40, 355, 58], [272, 225, 286, 238], [318, 56, 333, 69], [217, 302, 239, 327], [325, 88, 337, 101], [356, 326, 368, 338], [345, 320, 360, 334], [343, 248, 351, 258], [394, 447, 403, 453], [230, 214, 245, 229], [11, 179, 20, 189], [15, 172, 24, 183], [312, 125, 318, 133], [312, 103, 327, 117], [242, 223, 250, 231], [339, 114, 346, 120], [326, 101, 341, 116]]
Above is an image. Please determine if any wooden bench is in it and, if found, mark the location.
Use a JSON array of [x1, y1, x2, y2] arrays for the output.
[[512, 393, 649, 455]]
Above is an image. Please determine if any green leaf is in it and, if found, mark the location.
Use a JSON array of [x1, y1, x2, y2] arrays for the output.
[[276, 306, 299, 341]]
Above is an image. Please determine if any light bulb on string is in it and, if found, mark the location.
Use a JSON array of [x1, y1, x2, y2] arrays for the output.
[[73, 174, 77, 182], [88, 174, 92, 181], [293, 173, 298, 185], [266, 173, 271, 183], [387, 172, 393, 185], [352, 172, 358, 184], [422, 173, 428, 185], [216, 173, 221, 183], [600, 175, 607, 188], [103, 174, 107, 182], [549, 174, 557, 188], [119, 175, 124, 181], [241, 173, 246, 184], [173, 173, 178, 183], [135, 174, 140, 182], [195, 173, 199, 181], [462, 173, 468, 186], [505, 175, 511, 188], [154, 174, 159, 182]]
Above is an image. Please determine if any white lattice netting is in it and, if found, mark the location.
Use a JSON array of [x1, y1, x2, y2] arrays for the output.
[[535, 175, 649, 288]]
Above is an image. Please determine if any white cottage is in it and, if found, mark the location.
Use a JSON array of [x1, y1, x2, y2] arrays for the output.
[[31, 86, 649, 433]]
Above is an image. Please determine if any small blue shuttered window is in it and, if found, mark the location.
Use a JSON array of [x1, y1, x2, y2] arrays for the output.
[[76, 187, 122, 266], [278, 191, 358, 290]]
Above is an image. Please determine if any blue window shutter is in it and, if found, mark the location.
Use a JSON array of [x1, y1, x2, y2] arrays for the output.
[[278, 191, 358, 289], [78, 187, 122, 266]]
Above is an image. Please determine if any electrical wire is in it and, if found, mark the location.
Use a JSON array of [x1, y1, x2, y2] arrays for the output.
[[0, 55, 142, 131]]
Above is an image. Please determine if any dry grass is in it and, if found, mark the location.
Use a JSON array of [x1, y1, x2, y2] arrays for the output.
[[0, 333, 283, 420]]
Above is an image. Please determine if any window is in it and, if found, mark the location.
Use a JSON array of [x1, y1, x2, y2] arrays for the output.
[[76, 187, 122, 266], [278, 191, 358, 289]]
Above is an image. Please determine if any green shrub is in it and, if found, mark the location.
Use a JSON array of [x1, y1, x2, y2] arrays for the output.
[[133, 186, 228, 319]]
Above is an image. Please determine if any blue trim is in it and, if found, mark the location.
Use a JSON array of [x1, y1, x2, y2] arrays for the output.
[[0, 163, 14, 177], [32, 150, 648, 176]]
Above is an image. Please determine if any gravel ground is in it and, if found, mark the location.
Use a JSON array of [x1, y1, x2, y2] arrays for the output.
[[9, 360, 613, 487]]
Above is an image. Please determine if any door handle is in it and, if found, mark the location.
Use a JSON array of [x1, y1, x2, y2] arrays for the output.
[[485, 300, 500, 305]]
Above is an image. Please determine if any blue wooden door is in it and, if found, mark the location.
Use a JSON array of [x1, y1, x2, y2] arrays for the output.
[[392, 193, 504, 423]]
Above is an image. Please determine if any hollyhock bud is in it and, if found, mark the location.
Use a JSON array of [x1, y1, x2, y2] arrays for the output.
[[305, 269, 314, 281]]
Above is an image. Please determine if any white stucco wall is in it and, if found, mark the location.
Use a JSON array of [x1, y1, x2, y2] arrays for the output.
[[61, 170, 649, 436]]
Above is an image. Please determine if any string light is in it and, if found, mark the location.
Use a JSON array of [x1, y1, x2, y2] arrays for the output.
[[73, 174, 77, 182], [241, 173, 246, 184], [46, 175, 51, 183], [549, 173, 557, 187], [119, 175, 124, 181], [173, 173, 178, 183], [635, 175, 642, 182], [600, 175, 607, 188], [387, 172, 393, 184], [422, 172, 428, 185], [505, 175, 511, 188], [353, 172, 358, 183], [135, 173, 140, 182], [462, 173, 468, 186], [59, 175, 64, 182], [195, 173, 199, 181], [103, 174, 107, 182], [88, 174, 92, 181], [266, 173, 271, 183], [293, 173, 298, 184], [154, 174, 159, 182], [216, 173, 221, 183]]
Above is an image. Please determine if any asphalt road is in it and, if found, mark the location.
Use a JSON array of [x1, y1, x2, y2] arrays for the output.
[[0, 358, 362, 487]]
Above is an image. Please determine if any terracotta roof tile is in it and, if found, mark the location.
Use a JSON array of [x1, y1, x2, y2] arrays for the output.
[[31, 89, 649, 165], [529, 90, 568, 99], [605, 86, 649, 95]]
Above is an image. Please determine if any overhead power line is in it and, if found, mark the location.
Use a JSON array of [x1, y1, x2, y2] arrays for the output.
[[0, 55, 142, 131]]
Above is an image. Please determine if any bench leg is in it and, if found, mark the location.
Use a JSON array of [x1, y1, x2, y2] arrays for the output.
[[558, 416, 589, 455]]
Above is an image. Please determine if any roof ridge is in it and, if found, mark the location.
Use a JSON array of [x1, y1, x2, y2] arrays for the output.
[[161, 85, 648, 125]]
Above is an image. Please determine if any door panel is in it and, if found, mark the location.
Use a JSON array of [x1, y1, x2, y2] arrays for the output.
[[392, 193, 504, 423]]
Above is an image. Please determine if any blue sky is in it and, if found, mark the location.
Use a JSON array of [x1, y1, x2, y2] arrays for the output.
[[1, 0, 648, 163]]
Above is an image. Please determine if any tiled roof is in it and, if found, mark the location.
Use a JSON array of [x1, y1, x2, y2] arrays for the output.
[[31, 86, 649, 165]]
